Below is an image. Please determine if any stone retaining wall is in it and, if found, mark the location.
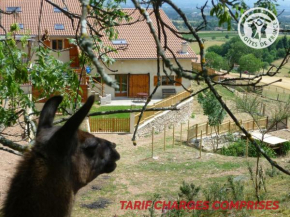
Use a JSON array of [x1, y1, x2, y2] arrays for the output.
[[136, 98, 194, 137]]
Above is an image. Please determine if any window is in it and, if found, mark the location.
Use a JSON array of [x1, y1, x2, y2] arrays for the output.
[[154, 76, 182, 86], [112, 39, 127, 45], [54, 24, 65, 30], [19, 24, 24, 29], [52, 39, 63, 50], [115, 74, 128, 96], [54, 7, 67, 12], [6, 7, 21, 12], [161, 76, 175, 86]]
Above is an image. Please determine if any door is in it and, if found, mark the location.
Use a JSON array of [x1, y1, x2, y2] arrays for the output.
[[115, 74, 128, 97], [128, 74, 149, 98], [64, 39, 79, 68]]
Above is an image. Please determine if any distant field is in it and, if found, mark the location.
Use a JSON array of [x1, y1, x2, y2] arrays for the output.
[[195, 31, 238, 39], [184, 31, 238, 54], [270, 58, 290, 77], [183, 31, 238, 40], [190, 40, 225, 54]]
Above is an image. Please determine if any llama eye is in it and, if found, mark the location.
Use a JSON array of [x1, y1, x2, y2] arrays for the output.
[[81, 137, 98, 152]]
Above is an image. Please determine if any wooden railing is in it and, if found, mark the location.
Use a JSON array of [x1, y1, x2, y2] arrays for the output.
[[92, 77, 104, 97], [188, 117, 268, 141], [89, 117, 130, 132], [134, 88, 192, 126], [74, 68, 87, 85]]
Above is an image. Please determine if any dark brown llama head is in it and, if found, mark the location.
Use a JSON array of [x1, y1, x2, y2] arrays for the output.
[[34, 95, 120, 191]]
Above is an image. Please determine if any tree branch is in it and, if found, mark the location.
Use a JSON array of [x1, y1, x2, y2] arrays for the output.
[[0, 136, 29, 153]]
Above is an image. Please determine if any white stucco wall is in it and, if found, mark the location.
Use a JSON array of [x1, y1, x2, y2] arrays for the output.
[[91, 59, 192, 99], [16, 36, 71, 65]]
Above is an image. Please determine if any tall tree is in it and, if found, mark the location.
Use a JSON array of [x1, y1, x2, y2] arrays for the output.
[[239, 54, 263, 74], [198, 90, 226, 151]]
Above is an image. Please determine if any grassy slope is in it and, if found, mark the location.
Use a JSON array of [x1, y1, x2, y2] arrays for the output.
[[71, 82, 289, 217], [271, 58, 290, 77], [72, 133, 290, 217]]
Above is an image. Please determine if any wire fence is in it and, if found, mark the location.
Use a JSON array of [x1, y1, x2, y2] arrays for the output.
[[188, 118, 268, 142], [148, 117, 283, 158], [262, 85, 290, 102]]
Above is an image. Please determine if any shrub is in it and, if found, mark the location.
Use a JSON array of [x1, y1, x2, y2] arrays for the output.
[[266, 166, 281, 177], [220, 140, 245, 157], [281, 141, 290, 155], [163, 179, 249, 217], [248, 141, 276, 158], [220, 139, 276, 158], [191, 113, 195, 118]]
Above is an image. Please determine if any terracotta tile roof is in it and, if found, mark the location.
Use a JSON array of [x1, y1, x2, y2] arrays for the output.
[[0, 1, 196, 59], [192, 55, 201, 63], [0, 0, 80, 36], [104, 9, 196, 59]]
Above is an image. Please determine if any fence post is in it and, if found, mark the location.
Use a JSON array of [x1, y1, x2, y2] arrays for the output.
[[187, 120, 190, 144], [152, 127, 154, 158], [246, 138, 249, 159], [206, 122, 209, 135], [164, 125, 166, 151], [87, 117, 91, 133], [199, 130, 202, 158], [172, 124, 175, 147], [228, 121, 231, 133], [195, 124, 198, 140], [252, 119, 255, 130], [113, 118, 115, 132], [266, 116, 269, 129], [263, 104, 266, 116], [180, 123, 183, 145], [129, 113, 135, 134]]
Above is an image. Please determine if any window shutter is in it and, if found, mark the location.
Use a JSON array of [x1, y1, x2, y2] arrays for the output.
[[64, 39, 70, 49], [43, 40, 51, 48], [154, 76, 158, 86], [175, 76, 182, 86]]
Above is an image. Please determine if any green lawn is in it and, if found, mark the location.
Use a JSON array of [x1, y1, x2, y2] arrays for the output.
[[216, 85, 235, 100], [90, 105, 142, 118]]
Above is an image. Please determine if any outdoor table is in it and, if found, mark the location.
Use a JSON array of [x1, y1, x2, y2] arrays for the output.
[[136, 92, 148, 100]]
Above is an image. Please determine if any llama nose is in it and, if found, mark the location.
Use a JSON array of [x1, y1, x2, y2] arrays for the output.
[[111, 143, 116, 148]]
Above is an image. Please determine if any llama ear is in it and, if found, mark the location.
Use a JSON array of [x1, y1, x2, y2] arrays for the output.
[[37, 96, 63, 134], [59, 95, 95, 136]]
